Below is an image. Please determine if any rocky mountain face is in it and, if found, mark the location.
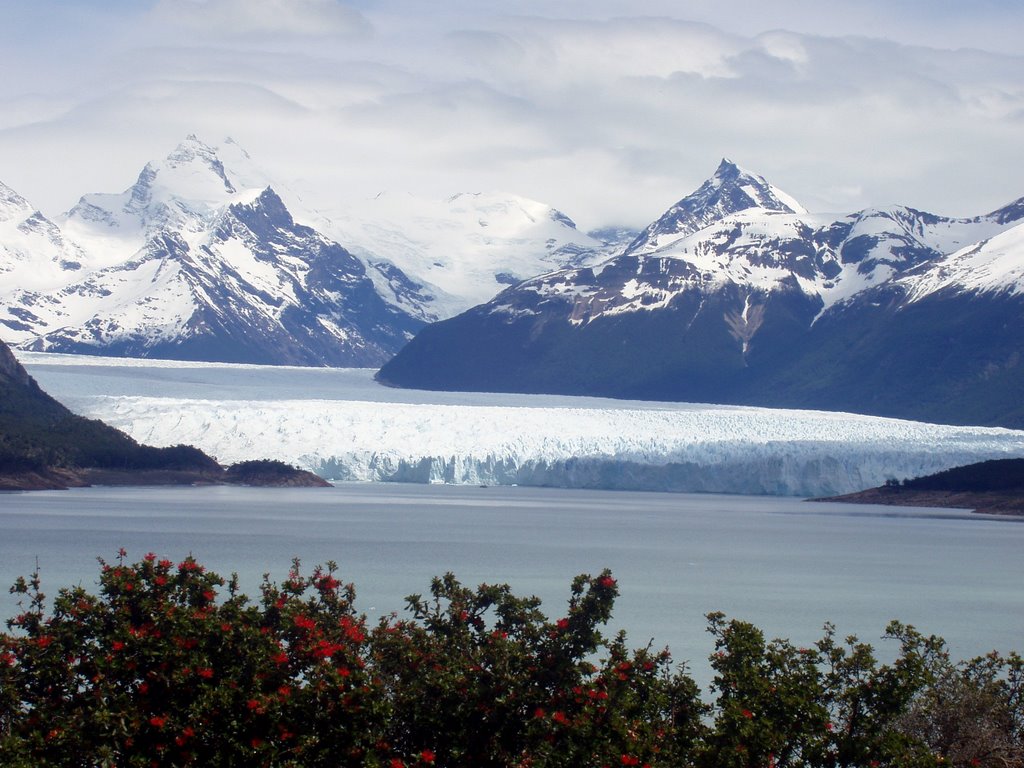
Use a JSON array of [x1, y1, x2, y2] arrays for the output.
[[379, 160, 1024, 428], [0, 137, 429, 365], [0, 136, 609, 363]]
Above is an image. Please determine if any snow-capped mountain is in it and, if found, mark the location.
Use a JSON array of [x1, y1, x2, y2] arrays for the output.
[[0, 181, 88, 294], [0, 137, 427, 365], [1, 136, 611, 361], [309, 189, 609, 320], [900, 220, 1024, 301], [621, 158, 807, 257], [379, 160, 1024, 428]]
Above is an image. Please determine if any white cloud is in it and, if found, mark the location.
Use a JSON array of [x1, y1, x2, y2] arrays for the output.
[[149, 0, 372, 38], [0, 2, 1022, 231]]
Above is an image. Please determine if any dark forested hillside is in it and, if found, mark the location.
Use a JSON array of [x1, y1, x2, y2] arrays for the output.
[[817, 457, 1024, 514], [0, 339, 218, 477], [0, 340, 326, 489]]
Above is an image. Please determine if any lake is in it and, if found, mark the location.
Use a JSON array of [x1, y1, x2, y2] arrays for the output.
[[1, 483, 1020, 686]]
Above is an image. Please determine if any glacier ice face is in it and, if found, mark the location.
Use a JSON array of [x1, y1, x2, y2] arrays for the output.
[[19, 353, 1024, 497]]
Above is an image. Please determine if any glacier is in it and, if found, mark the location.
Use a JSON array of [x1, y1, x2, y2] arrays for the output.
[[18, 352, 1024, 497]]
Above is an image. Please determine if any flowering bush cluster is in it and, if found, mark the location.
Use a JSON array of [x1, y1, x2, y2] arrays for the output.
[[0, 552, 1020, 767]]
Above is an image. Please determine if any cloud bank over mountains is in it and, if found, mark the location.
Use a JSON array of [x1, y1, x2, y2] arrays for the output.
[[1, 0, 1022, 231]]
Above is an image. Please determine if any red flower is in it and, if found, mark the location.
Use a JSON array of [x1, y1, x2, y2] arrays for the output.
[[621, 756, 641, 766], [390, 760, 405, 768], [552, 711, 569, 725], [196, 667, 214, 679], [599, 575, 616, 588], [742, 709, 754, 719], [556, 618, 570, 631], [318, 575, 340, 591], [112, 640, 125, 652], [294, 615, 316, 631], [421, 749, 436, 763], [149, 715, 167, 729]]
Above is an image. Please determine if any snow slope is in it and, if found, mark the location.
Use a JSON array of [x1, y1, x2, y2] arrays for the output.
[[0, 181, 89, 293], [903, 221, 1024, 301], [19, 353, 1024, 497], [310, 190, 607, 320], [1, 139, 425, 364]]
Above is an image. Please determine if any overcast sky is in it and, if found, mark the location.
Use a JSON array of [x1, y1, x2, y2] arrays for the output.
[[1, 0, 1022, 230]]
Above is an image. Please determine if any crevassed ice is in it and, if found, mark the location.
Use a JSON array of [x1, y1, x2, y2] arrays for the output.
[[22, 355, 1024, 498], [84, 396, 1024, 497]]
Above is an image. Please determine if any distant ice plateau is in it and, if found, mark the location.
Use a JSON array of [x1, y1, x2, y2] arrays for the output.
[[19, 353, 1024, 498]]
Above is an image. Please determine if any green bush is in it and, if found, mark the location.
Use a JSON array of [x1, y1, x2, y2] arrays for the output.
[[0, 553, 1020, 767]]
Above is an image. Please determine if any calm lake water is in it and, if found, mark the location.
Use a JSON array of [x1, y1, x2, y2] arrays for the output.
[[1, 483, 1020, 685]]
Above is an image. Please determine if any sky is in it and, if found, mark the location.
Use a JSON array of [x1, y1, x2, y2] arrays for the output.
[[1, 0, 1022, 231]]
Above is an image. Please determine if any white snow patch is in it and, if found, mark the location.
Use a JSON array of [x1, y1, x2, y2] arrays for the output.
[[904, 223, 1024, 301]]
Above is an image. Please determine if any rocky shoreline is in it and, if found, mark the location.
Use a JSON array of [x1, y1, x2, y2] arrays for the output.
[[812, 458, 1024, 517], [0, 463, 331, 492]]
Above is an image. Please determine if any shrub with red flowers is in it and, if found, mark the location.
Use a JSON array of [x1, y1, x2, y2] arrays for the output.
[[0, 551, 386, 766], [0, 552, 1021, 767]]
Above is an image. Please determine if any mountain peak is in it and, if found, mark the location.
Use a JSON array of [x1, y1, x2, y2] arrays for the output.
[[164, 135, 237, 195], [623, 159, 807, 255], [988, 195, 1024, 226], [700, 158, 803, 214], [713, 157, 741, 178], [0, 180, 34, 223]]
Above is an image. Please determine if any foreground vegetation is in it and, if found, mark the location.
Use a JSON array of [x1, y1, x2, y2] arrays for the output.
[[1, 554, 1020, 767]]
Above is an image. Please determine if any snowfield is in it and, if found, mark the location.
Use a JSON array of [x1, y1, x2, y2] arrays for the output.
[[19, 352, 1024, 497]]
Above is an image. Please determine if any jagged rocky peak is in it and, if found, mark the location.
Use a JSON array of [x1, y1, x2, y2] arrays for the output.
[[624, 158, 807, 255], [66, 135, 263, 234], [218, 186, 300, 242], [132, 135, 243, 210], [704, 158, 805, 214], [164, 134, 237, 194], [0, 180, 34, 222], [989, 195, 1024, 225]]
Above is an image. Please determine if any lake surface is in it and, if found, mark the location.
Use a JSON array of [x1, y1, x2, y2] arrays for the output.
[[1, 483, 1020, 686]]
